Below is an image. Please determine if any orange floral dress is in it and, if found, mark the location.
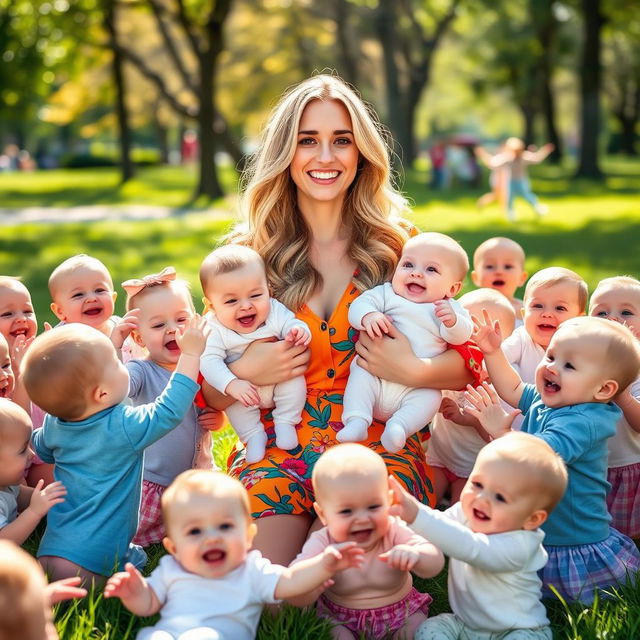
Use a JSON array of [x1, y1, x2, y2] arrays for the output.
[[228, 281, 483, 519]]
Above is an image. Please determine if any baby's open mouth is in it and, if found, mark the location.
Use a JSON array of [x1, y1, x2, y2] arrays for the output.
[[0, 385, 8, 397], [406, 283, 425, 294], [537, 323, 556, 331], [544, 379, 561, 393], [350, 528, 373, 543], [10, 328, 28, 337], [203, 549, 225, 564], [237, 314, 256, 327], [164, 340, 179, 352], [492, 279, 505, 287], [473, 508, 489, 521], [83, 307, 103, 316]]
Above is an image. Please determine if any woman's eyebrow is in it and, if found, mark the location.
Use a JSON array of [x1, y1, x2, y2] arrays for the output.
[[298, 129, 353, 135]]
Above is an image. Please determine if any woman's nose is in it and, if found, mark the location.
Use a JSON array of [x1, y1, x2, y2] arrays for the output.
[[318, 141, 335, 163]]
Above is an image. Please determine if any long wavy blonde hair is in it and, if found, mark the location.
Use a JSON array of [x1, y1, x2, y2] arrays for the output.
[[231, 74, 412, 311]]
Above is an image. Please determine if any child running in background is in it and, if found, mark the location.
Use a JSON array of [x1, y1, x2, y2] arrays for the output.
[[468, 314, 640, 603], [0, 399, 65, 544], [474, 143, 509, 211], [340, 232, 473, 452], [199, 245, 311, 463], [0, 277, 53, 486], [486, 138, 554, 221], [0, 540, 87, 640], [502, 266, 586, 384], [471, 237, 528, 322], [118, 267, 218, 547], [589, 276, 640, 540], [21, 319, 206, 584], [291, 443, 444, 640], [427, 288, 516, 505], [105, 470, 364, 640], [392, 432, 567, 640]]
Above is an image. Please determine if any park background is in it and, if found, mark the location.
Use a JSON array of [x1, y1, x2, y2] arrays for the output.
[[1, 0, 639, 638]]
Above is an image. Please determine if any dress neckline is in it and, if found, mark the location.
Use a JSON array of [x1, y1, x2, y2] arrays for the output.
[[300, 280, 356, 324]]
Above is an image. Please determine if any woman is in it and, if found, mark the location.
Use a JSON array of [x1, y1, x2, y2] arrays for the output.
[[202, 75, 477, 565]]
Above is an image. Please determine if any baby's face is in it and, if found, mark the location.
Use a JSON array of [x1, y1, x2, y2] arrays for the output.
[[0, 283, 37, 347], [535, 329, 612, 408], [0, 338, 15, 399], [0, 418, 33, 487], [523, 282, 583, 348], [460, 455, 543, 535], [50, 266, 116, 332], [315, 470, 391, 552], [205, 262, 271, 334], [391, 243, 462, 304], [589, 287, 640, 339], [472, 247, 526, 300], [164, 492, 255, 578], [133, 287, 193, 370]]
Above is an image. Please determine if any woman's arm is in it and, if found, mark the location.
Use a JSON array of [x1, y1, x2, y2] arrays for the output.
[[201, 339, 310, 411], [355, 324, 473, 390]]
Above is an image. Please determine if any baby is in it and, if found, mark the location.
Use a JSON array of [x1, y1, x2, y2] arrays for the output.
[[471, 237, 528, 321], [426, 287, 517, 504], [292, 443, 444, 640], [0, 399, 65, 544], [21, 319, 206, 584], [199, 245, 311, 463], [121, 267, 216, 546], [501, 266, 586, 384], [391, 432, 567, 640], [469, 315, 640, 603], [589, 276, 640, 539], [0, 276, 37, 357], [48, 254, 119, 337], [105, 469, 364, 640], [340, 232, 473, 452], [0, 540, 86, 640]]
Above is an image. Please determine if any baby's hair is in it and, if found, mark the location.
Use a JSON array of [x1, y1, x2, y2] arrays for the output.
[[557, 316, 640, 396], [524, 266, 588, 312], [162, 470, 252, 531], [0, 398, 32, 442], [199, 245, 265, 294], [125, 277, 194, 313], [312, 443, 387, 502], [48, 254, 113, 299], [0, 276, 24, 287], [590, 275, 640, 307], [459, 288, 516, 336], [479, 432, 567, 513], [0, 540, 47, 640], [405, 232, 469, 282], [505, 137, 525, 153], [472, 237, 525, 269], [21, 324, 110, 420]]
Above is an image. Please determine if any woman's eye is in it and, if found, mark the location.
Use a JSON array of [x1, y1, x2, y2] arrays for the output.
[[298, 137, 315, 145], [335, 137, 351, 145]]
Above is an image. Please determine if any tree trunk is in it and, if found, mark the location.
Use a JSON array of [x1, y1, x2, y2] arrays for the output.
[[333, 0, 358, 87], [104, 0, 135, 183], [154, 115, 170, 164], [376, 0, 406, 163], [576, 0, 604, 179], [520, 103, 537, 147], [617, 112, 638, 156]]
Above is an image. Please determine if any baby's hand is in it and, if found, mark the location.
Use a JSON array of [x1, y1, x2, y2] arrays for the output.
[[440, 396, 465, 424], [379, 544, 420, 572], [11, 334, 34, 370], [285, 326, 311, 347], [104, 563, 145, 601], [388, 475, 420, 525], [463, 381, 520, 437], [361, 312, 392, 339], [197, 407, 224, 431], [434, 299, 457, 328], [226, 379, 260, 407], [110, 308, 140, 350], [28, 480, 66, 518], [321, 541, 365, 573], [176, 314, 208, 357], [472, 309, 503, 354], [45, 577, 87, 604]]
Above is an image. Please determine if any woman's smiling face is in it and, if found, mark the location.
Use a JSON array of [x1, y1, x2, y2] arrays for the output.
[[289, 99, 360, 211]]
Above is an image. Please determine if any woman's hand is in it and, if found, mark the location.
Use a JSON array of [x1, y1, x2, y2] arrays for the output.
[[355, 323, 418, 386], [229, 338, 310, 387]]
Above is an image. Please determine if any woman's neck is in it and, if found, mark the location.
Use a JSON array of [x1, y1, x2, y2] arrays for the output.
[[298, 195, 347, 246]]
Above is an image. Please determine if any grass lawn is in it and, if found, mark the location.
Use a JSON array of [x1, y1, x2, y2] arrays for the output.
[[3, 157, 640, 639]]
